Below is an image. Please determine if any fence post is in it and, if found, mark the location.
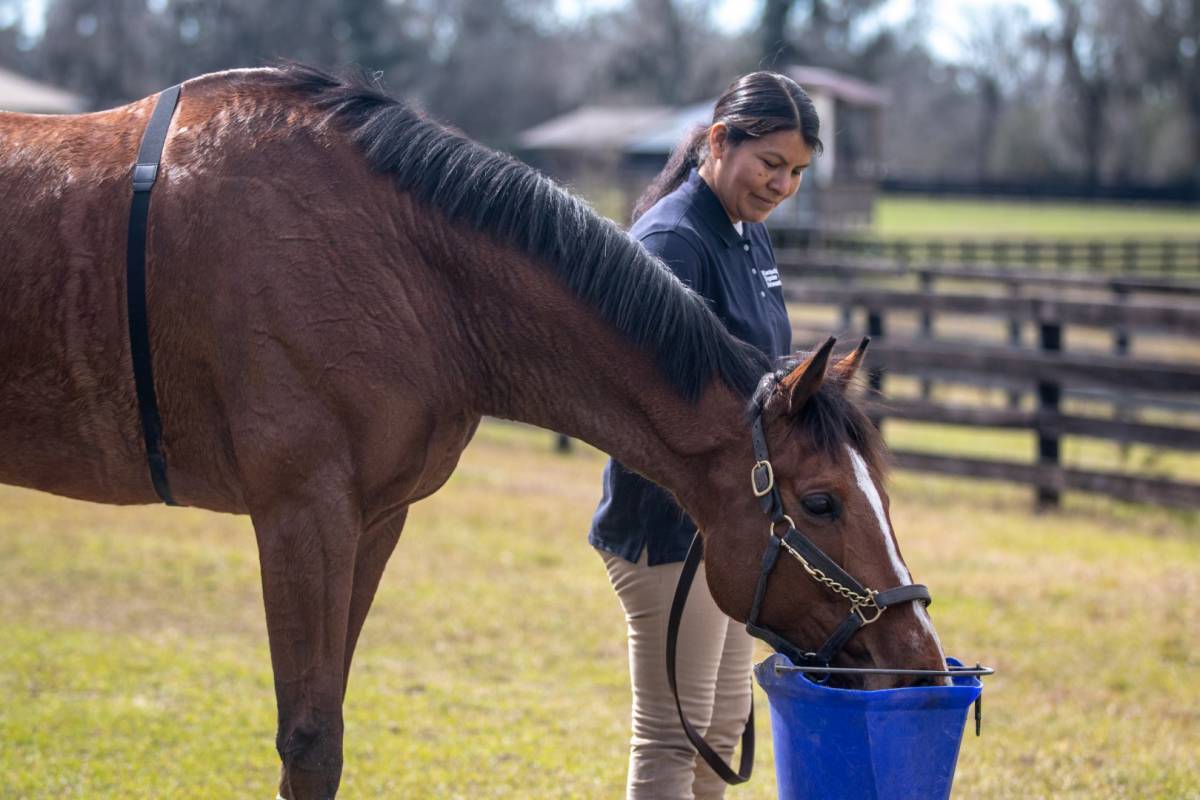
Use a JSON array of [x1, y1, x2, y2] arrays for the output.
[[867, 310, 885, 432], [840, 271, 854, 331], [995, 239, 1009, 269], [1036, 319, 1062, 510], [1055, 242, 1071, 271], [1023, 239, 1039, 270], [1122, 239, 1137, 273], [1089, 240, 1104, 273], [1112, 285, 1130, 357], [930, 240, 945, 266], [919, 271, 934, 401], [1007, 281, 1022, 409], [1112, 284, 1132, 463]]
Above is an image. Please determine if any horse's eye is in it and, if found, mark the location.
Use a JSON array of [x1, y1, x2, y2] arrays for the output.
[[801, 493, 837, 518]]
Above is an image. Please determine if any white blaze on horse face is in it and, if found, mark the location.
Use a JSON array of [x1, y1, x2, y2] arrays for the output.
[[846, 446, 945, 657], [846, 446, 910, 583]]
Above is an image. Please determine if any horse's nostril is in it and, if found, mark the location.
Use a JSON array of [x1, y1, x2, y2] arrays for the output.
[[826, 672, 863, 690], [910, 674, 950, 688]]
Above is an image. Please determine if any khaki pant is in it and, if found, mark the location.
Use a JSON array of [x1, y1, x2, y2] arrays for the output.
[[599, 547, 754, 800]]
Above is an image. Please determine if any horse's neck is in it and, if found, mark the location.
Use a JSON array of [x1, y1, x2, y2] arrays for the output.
[[448, 232, 749, 513]]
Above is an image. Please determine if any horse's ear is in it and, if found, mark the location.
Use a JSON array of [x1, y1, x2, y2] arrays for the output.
[[833, 337, 870, 385], [779, 337, 836, 414]]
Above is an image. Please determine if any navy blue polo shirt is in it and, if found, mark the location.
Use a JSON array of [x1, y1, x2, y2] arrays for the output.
[[589, 169, 792, 566]]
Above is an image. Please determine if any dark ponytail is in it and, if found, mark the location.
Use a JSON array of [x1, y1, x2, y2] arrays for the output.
[[631, 124, 709, 223], [631, 71, 824, 223]]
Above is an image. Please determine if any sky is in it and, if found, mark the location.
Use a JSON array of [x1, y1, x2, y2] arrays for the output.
[[558, 0, 1060, 62], [866, 0, 1059, 60], [5, 0, 1061, 65]]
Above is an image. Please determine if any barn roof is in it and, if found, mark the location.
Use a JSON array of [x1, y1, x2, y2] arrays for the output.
[[518, 65, 886, 156], [785, 66, 889, 108], [518, 104, 674, 152], [0, 67, 84, 113]]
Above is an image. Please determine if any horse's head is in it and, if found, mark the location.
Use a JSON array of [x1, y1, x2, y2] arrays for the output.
[[700, 337, 946, 689]]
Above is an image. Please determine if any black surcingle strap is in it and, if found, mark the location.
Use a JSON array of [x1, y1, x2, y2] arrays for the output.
[[126, 84, 182, 506]]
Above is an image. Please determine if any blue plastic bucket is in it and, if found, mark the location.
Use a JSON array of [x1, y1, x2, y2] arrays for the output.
[[754, 653, 982, 800]]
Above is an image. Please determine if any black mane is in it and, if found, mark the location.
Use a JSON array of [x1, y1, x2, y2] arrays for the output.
[[258, 63, 771, 402]]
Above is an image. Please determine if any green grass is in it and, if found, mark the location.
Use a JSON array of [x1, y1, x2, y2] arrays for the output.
[[1, 419, 1198, 798], [873, 196, 1200, 239], [577, 179, 1200, 239]]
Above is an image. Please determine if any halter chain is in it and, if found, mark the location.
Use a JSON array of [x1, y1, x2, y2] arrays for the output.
[[744, 406, 931, 668]]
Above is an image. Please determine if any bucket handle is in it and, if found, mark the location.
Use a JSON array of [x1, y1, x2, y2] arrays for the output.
[[773, 662, 994, 736]]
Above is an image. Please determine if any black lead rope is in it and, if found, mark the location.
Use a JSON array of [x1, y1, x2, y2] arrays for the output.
[[666, 534, 754, 784], [126, 84, 182, 506]]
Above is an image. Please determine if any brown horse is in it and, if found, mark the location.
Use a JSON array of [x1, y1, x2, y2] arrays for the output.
[[0, 64, 946, 799]]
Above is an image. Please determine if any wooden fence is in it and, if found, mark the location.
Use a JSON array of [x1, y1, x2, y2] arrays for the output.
[[777, 251, 1200, 509], [770, 232, 1200, 277]]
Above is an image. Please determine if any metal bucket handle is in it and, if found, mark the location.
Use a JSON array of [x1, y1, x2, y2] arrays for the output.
[[772, 662, 995, 736]]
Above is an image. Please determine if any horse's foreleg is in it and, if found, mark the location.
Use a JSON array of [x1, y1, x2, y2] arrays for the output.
[[342, 508, 407, 693], [252, 492, 361, 800]]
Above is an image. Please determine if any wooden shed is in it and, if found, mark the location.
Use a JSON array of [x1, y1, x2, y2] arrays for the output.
[[518, 65, 887, 230]]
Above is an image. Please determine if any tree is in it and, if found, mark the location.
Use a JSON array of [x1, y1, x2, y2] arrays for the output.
[[761, 0, 889, 72], [1038, 0, 1154, 188], [1054, 0, 1111, 187], [957, 4, 1040, 180], [761, 0, 795, 70], [1144, 0, 1200, 187], [604, 0, 724, 105]]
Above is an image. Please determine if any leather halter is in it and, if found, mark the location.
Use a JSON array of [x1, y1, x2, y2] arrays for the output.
[[666, 384, 932, 785], [743, 410, 932, 668]]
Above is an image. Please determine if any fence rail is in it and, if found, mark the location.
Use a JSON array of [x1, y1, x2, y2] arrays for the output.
[[864, 397, 1200, 451], [785, 286, 1200, 337], [891, 452, 1200, 508], [777, 253, 1200, 509], [859, 339, 1200, 394], [771, 231, 1200, 276], [778, 251, 1200, 297]]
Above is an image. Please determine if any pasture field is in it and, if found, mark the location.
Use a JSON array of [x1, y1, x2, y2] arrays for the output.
[[873, 196, 1200, 239], [1, 419, 1197, 799], [583, 187, 1200, 240]]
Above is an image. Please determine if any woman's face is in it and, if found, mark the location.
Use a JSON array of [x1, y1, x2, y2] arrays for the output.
[[701, 125, 813, 224]]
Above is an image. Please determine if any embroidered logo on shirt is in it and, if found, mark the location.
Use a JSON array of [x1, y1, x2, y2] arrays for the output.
[[760, 267, 782, 289]]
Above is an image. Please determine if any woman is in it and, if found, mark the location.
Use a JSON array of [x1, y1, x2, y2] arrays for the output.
[[589, 71, 822, 800]]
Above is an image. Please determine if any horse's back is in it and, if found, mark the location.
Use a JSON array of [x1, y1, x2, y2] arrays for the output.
[[0, 98, 160, 504], [0, 77, 267, 507], [0, 71, 476, 514]]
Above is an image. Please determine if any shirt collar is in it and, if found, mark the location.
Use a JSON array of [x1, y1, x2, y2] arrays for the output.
[[685, 168, 744, 249]]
